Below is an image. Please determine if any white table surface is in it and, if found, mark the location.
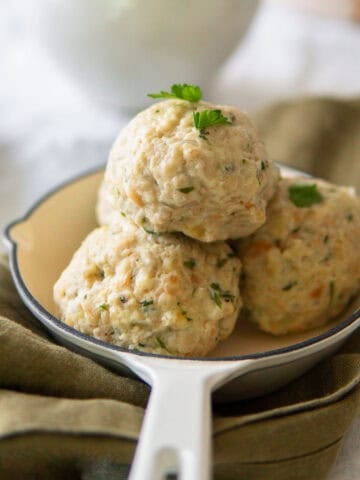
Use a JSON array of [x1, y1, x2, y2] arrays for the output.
[[0, 2, 359, 478]]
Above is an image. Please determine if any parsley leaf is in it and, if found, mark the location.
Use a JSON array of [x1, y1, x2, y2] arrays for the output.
[[288, 184, 323, 208], [193, 109, 231, 130], [178, 186, 194, 194], [209, 283, 235, 308], [148, 83, 202, 102], [140, 299, 154, 313], [183, 258, 196, 270]]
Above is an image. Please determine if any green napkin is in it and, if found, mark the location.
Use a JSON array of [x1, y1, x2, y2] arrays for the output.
[[1, 97, 359, 480]]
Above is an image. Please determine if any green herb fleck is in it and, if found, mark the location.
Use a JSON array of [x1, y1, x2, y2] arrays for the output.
[[142, 218, 160, 236], [140, 299, 154, 312], [193, 109, 232, 138], [288, 183, 323, 208], [329, 281, 335, 305], [224, 163, 235, 173], [347, 213, 354, 222], [181, 309, 193, 322], [227, 252, 236, 258], [323, 234, 329, 244], [216, 257, 228, 268], [120, 212, 126, 217], [184, 258, 196, 270], [99, 303, 109, 311], [282, 281, 297, 291], [148, 83, 202, 102], [261, 160, 267, 170], [156, 336, 166, 349], [292, 226, 301, 234], [178, 186, 194, 194], [119, 296, 128, 304], [209, 283, 235, 308]]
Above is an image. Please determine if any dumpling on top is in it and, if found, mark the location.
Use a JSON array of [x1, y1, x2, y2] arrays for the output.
[[54, 217, 242, 357], [234, 176, 360, 335], [98, 99, 279, 241]]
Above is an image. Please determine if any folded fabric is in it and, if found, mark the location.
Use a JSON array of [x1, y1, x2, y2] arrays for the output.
[[1, 97, 360, 480]]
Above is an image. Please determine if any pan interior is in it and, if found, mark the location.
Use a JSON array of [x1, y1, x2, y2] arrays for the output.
[[8, 168, 360, 358]]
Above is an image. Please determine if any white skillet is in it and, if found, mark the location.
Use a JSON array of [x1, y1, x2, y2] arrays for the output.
[[4, 165, 360, 480]]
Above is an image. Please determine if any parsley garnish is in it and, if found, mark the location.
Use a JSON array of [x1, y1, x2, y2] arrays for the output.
[[216, 257, 228, 269], [183, 258, 196, 270], [209, 283, 235, 308], [178, 186, 194, 194], [193, 109, 231, 138], [288, 184, 323, 208], [99, 303, 109, 311], [282, 281, 297, 291], [140, 299, 154, 312], [148, 83, 202, 102], [156, 336, 167, 349], [141, 217, 160, 236], [329, 281, 335, 305]]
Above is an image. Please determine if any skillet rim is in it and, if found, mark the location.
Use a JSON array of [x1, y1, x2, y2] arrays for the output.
[[4, 164, 360, 363]]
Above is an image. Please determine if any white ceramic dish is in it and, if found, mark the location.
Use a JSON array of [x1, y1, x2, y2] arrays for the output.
[[4, 165, 360, 480]]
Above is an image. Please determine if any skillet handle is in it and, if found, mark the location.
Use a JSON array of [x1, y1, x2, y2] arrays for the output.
[[127, 360, 252, 480]]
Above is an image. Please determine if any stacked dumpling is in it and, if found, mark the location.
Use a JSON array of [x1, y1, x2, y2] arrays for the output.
[[54, 220, 242, 357], [54, 87, 280, 356], [233, 177, 360, 335], [98, 99, 279, 241]]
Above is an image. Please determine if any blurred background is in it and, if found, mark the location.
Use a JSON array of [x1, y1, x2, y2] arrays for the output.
[[0, 1, 359, 478]]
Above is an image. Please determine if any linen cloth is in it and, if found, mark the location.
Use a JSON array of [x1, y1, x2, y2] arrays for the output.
[[0, 98, 359, 479]]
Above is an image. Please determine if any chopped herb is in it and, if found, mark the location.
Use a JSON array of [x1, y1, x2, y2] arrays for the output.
[[120, 212, 126, 217], [155, 109, 160, 113], [240, 271, 247, 282], [209, 283, 235, 308], [282, 281, 297, 291], [227, 252, 236, 258], [148, 83, 202, 102], [143, 226, 160, 236], [347, 213, 354, 222], [193, 109, 231, 138], [216, 257, 228, 268], [142, 218, 160, 236], [140, 299, 154, 307], [329, 281, 335, 304], [99, 303, 109, 311], [292, 226, 301, 234], [256, 170, 262, 185], [261, 160, 267, 170], [156, 336, 166, 349], [178, 186, 194, 194], [181, 309, 193, 322], [183, 258, 196, 270], [83, 294, 87, 300], [95, 268, 105, 280], [119, 296, 128, 304], [224, 163, 235, 173], [242, 159, 248, 164], [323, 235, 329, 244], [288, 183, 323, 208], [140, 299, 154, 312]]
